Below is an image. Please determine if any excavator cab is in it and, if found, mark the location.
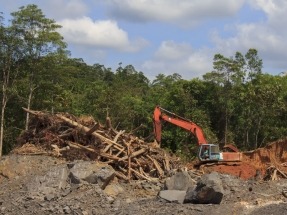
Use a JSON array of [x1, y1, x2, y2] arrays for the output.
[[198, 144, 221, 161]]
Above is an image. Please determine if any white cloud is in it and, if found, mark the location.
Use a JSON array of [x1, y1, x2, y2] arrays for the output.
[[141, 41, 212, 80], [58, 17, 148, 52], [209, 0, 287, 73], [105, 0, 245, 27], [249, 0, 287, 31], [3, 0, 287, 78], [154, 41, 193, 60], [141, 0, 287, 80]]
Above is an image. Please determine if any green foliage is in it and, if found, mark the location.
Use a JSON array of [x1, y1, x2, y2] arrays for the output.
[[203, 49, 264, 148], [234, 74, 287, 149], [0, 5, 286, 156]]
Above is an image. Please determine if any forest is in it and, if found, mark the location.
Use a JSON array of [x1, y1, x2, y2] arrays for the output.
[[0, 4, 286, 159]]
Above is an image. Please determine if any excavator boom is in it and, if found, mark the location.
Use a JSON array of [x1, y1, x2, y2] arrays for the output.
[[153, 106, 207, 145]]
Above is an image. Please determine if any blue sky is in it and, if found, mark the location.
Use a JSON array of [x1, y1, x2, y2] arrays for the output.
[[1, 0, 287, 80]]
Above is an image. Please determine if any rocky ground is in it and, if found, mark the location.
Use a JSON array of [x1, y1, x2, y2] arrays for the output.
[[1, 154, 287, 215], [1, 112, 287, 214]]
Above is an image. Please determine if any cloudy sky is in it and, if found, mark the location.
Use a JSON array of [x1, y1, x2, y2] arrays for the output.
[[1, 0, 286, 80]]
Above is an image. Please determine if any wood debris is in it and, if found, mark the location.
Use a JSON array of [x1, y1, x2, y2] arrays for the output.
[[263, 165, 287, 181], [15, 108, 180, 181]]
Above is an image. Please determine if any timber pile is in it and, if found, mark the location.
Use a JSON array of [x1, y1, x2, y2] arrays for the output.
[[15, 108, 180, 181]]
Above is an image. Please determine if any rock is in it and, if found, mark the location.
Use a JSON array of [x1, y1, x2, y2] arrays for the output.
[[44, 194, 56, 201], [0, 155, 62, 180], [69, 161, 115, 189], [26, 164, 69, 195], [184, 172, 224, 204], [104, 183, 124, 197], [158, 190, 187, 204], [219, 173, 243, 193], [63, 206, 71, 214], [106, 196, 115, 203], [61, 188, 72, 197], [164, 171, 195, 191]]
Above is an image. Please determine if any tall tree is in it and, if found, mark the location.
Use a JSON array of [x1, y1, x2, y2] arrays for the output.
[[110, 64, 150, 131], [235, 74, 287, 149], [203, 49, 263, 146], [0, 14, 23, 156], [10, 4, 66, 130]]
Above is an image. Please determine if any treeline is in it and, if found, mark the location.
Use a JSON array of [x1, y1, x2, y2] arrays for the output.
[[0, 5, 286, 158]]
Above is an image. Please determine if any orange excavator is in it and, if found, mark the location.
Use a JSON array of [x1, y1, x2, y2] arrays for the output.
[[153, 106, 242, 162]]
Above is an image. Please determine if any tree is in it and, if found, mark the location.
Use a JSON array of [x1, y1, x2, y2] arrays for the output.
[[110, 64, 150, 131], [203, 49, 263, 147], [10, 4, 67, 130], [245, 48, 263, 80], [235, 74, 287, 149], [0, 13, 24, 156]]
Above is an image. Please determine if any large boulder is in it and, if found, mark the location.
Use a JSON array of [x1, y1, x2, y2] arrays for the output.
[[68, 161, 115, 189], [25, 161, 115, 199], [0, 155, 62, 180], [26, 164, 69, 196], [164, 171, 195, 191], [184, 172, 224, 204]]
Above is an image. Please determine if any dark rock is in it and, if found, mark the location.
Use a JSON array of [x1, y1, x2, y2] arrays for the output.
[[184, 172, 224, 204]]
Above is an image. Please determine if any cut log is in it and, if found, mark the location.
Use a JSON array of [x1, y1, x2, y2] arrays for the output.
[[127, 142, 131, 181], [86, 123, 100, 135], [114, 171, 129, 181], [66, 141, 96, 153], [130, 168, 152, 181], [103, 130, 125, 153], [119, 148, 147, 161], [146, 155, 164, 177], [56, 114, 125, 151], [164, 152, 170, 171], [51, 144, 70, 156]]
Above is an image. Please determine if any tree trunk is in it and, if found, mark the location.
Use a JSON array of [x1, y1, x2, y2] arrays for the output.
[[25, 85, 34, 131], [246, 129, 249, 149], [254, 118, 262, 149], [0, 80, 8, 157], [224, 106, 228, 145], [0, 96, 7, 157]]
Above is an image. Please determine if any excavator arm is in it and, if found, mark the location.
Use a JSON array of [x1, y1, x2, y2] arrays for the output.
[[153, 106, 242, 162], [153, 106, 207, 145]]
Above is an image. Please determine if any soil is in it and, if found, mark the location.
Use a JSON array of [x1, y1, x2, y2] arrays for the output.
[[200, 138, 287, 180], [1, 138, 287, 215]]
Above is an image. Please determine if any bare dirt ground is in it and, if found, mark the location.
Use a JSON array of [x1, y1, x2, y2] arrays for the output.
[[1, 138, 287, 215]]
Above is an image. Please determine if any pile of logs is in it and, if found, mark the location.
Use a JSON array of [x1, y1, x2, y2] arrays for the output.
[[15, 108, 180, 182]]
